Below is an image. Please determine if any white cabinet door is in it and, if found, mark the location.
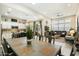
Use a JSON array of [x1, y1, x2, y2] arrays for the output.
[[18, 23, 26, 29]]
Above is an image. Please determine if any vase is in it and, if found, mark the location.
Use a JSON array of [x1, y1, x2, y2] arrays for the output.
[[27, 39, 32, 45]]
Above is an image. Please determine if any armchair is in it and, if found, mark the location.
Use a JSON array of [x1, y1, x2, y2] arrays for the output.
[[65, 28, 76, 44]]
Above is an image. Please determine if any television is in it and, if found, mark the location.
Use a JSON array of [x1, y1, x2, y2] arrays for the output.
[[11, 19, 17, 22], [12, 26, 18, 29]]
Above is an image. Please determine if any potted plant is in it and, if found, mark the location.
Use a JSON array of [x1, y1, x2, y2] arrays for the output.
[[26, 26, 33, 45]]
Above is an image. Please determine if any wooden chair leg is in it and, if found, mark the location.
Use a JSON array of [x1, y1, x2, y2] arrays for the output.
[[56, 46, 63, 56], [70, 45, 76, 56]]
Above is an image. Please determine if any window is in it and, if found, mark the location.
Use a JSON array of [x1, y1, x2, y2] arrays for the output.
[[52, 18, 71, 31], [59, 24, 65, 31]]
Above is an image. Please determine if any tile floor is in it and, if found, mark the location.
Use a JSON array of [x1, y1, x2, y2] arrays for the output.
[[39, 36, 79, 56]]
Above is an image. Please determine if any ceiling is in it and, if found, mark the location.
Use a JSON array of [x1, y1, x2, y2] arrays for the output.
[[0, 3, 79, 21]]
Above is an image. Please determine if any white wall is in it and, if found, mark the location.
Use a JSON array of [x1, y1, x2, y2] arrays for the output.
[[18, 23, 26, 29], [0, 15, 1, 45]]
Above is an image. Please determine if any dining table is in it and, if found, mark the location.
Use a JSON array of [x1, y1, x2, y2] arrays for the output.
[[3, 37, 61, 56]]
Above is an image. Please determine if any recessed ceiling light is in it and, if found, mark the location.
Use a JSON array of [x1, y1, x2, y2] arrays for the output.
[[4, 8, 12, 16], [56, 13, 63, 17], [7, 8, 12, 12], [32, 2, 36, 5], [67, 4, 71, 7], [5, 12, 9, 16]]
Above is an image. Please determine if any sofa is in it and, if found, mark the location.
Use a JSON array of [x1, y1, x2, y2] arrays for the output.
[[65, 36, 75, 44], [12, 32, 27, 38], [65, 31, 77, 44], [75, 41, 79, 51], [49, 31, 67, 37], [75, 33, 79, 51]]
